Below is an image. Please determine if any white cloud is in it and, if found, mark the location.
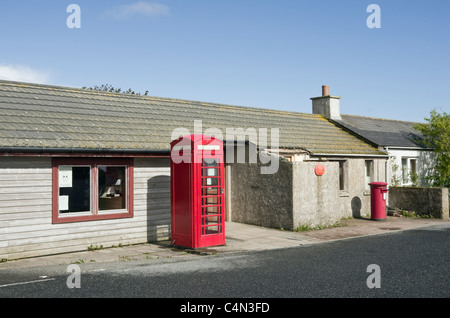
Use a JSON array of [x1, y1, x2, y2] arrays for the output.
[[0, 64, 51, 84], [106, 1, 170, 19]]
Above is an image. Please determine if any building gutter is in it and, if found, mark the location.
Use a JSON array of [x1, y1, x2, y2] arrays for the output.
[[381, 146, 434, 151], [0, 146, 171, 156], [311, 153, 389, 158]]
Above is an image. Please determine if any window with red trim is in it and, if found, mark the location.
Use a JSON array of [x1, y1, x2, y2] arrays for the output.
[[52, 158, 134, 223]]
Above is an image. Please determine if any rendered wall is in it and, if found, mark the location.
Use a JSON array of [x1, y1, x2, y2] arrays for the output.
[[230, 154, 388, 231], [229, 156, 294, 230], [292, 161, 340, 228], [292, 158, 387, 229]]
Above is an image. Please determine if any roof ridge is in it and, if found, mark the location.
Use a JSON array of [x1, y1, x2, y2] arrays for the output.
[[0, 79, 319, 119], [341, 113, 424, 125]]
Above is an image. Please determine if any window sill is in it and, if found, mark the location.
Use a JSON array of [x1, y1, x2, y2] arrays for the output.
[[53, 212, 133, 224]]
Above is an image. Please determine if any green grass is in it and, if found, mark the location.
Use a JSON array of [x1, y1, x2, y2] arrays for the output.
[[294, 219, 347, 232], [87, 244, 104, 251], [400, 211, 433, 218]]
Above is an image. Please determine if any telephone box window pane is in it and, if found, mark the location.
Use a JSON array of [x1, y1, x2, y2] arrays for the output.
[[98, 166, 126, 211], [203, 216, 220, 226], [203, 206, 220, 215], [203, 187, 219, 196], [203, 178, 218, 186], [203, 225, 220, 235], [59, 166, 90, 213], [201, 168, 218, 177], [203, 159, 218, 167], [203, 196, 219, 205]]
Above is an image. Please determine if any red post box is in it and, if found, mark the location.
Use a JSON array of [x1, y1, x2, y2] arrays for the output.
[[170, 134, 225, 248], [369, 182, 388, 221]]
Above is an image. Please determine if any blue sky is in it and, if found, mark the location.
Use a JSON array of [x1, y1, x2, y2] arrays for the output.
[[0, 1, 448, 122]]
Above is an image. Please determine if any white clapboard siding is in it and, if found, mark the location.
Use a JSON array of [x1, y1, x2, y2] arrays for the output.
[[134, 157, 171, 242], [0, 156, 171, 260]]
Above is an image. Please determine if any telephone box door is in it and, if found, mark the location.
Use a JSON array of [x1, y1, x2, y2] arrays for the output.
[[196, 154, 225, 247]]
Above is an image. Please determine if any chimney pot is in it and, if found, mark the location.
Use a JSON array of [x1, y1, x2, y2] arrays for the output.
[[322, 85, 329, 96]]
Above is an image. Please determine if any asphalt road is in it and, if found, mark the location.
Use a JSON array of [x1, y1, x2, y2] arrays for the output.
[[1, 223, 449, 303]]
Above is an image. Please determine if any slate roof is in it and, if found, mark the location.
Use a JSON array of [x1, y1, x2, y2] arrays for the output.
[[0, 80, 384, 156], [335, 115, 427, 148]]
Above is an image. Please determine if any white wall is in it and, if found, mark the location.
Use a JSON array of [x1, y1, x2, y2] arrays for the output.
[[387, 148, 435, 186], [0, 156, 170, 260]]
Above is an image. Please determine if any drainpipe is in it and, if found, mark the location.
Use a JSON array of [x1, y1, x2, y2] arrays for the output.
[[385, 147, 389, 187], [385, 147, 396, 208]]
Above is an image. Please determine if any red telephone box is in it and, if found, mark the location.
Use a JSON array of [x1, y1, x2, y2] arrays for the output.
[[170, 134, 225, 248]]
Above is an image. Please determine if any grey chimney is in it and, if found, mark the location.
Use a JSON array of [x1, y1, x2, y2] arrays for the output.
[[311, 85, 342, 120]]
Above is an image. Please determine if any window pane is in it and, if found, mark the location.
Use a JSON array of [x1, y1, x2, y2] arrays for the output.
[[402, 158, 408, 184], [203, 159, 218, 167], [410, 159, 417, 174], [202, 187, 219, 196], [203, 225, 220, 235], [59, 166, 90, 213], [203, 196, 220, 205], [339, 161, 346, 191], [206, 168, 217, 176], [339, 161, 345, 190], [202, 206, 219, 215], [365, 161, 373, 190], [203, 177, 218, 186], [98, 166, 126, 211]]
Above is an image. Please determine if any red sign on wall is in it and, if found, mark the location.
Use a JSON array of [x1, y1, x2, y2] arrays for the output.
[[315, 164, 325, 176]]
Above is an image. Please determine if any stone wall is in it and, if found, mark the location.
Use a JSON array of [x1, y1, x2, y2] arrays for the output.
[[388, 187, 449, 219], [229, 156, 294, 230]]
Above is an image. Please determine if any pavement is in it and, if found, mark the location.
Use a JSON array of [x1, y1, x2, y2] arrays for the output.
[[1, 216, 449, 270]]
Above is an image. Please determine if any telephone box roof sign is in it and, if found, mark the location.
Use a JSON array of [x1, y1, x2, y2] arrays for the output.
[[172, 134, 218, 142], [171, 134, 223, 164], [171, 134, 224, 149]]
